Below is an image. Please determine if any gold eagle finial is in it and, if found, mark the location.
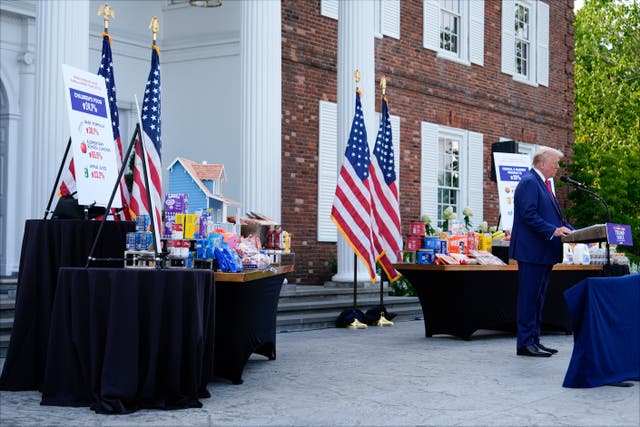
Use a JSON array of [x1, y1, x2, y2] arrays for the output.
[[149, 17, 159, 43], [97, 4, 115, 32]]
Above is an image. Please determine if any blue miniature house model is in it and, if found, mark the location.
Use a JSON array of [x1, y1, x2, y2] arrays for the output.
[[167, 157, 240, 226]]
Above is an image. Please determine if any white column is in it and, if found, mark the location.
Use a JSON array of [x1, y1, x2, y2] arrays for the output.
[[332, 1, 376, 283], [32, 1, 90, 217], [240, 0, 282, 223], [5, 45, 36, 275]]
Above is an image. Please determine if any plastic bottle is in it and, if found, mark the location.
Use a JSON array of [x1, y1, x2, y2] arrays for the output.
[[562, 243, 574, 264], [573, 244, 591, 265]]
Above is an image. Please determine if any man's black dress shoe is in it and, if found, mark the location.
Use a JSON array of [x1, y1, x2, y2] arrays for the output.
[[536, 343, 558, 354], [517, 345, 552, 357]]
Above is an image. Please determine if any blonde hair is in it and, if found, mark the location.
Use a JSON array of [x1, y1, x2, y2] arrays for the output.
[[533, 146, 564, 167]]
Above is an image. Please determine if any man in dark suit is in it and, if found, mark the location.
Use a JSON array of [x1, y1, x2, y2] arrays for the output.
[[509, 146, 573, 357]]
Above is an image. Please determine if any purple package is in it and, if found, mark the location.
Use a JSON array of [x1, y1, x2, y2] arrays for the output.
[[164, 193, 188, 215], [164, 194, 188, 237]]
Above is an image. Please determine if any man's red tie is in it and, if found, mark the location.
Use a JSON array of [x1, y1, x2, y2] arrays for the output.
[[546, 179, 555, 197]]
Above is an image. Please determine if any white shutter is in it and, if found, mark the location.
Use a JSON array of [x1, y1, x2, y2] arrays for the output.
[[421, 122, 438, 221], [536, 1, 549, 87], [317, 101, 337, 242], [423, 0, 440, 51], [381, 0, 400, 39], [466, 131, 484, 223], [501, 0, 515, 75], [321, 0, 338, 20], [469, 0, 485, 66]]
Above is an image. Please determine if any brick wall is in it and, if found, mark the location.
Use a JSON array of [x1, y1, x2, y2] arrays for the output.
[[281, 0, 575, 284]]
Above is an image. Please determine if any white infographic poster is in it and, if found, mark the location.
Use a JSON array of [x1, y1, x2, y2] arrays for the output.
[[493, 152, 531, 231], [61, 64, 121, 208]]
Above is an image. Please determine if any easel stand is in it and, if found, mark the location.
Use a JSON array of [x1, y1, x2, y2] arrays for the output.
[[44, 137, 106, 221], [85, 123, 162, 268], [336, 254, 368, 329]]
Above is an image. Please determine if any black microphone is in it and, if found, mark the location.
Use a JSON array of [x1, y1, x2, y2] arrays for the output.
[[561, 175, 611, 223], [560, 175, 585, 187]]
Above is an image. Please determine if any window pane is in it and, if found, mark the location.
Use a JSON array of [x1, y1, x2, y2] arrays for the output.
[[437, 136, 462, 227], [439, 4, 460, 55]]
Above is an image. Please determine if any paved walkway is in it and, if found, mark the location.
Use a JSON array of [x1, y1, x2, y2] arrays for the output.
[[1, 320, 638, 426]]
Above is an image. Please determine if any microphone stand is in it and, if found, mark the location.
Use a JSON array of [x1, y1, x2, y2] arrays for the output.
[[569, 183, 612, 269]]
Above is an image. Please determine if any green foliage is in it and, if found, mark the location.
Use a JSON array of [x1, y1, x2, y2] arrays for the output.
[[569, 0, 640, 259], [389, 275, 415, 297], [327, 252, 337, 274], [377, 263, 415, 296]]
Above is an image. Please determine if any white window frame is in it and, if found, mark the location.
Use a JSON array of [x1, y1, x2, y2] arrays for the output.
[[421, 122, 483, 228], [318, 101, 401, 242], [439, 1, 465, 61], [501, 0, 549, 87], [514, 1, 532, 79], [423, 0, 484, 67], [321, 0, 401, 40]]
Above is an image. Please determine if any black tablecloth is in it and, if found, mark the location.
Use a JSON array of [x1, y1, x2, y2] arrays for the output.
[[213, 273, 285, 384], [397, 266, 604, 340], [40, 267, 216, 414], [563, 274, 640, 388], [0, 220, 134, 391]]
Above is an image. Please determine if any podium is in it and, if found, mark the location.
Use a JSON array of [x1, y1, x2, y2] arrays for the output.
[[562, 223, 633, 273]]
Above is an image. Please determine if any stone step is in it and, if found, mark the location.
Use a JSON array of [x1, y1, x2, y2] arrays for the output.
[[276, 302, 423, 332], [279, 284, 390, 303], [276, 284, 423, 332], [277, 295, 419, 313], [0, 317, 13, 331], [0, 296, 16, 311], [0, 334, 9, 357]]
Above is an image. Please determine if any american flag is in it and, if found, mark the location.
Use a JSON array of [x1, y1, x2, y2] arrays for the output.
[[58, 155, 76, 197], [130, 45, 162, 249], [330, 90, 377, 282], [369, 96, 402, 281], [97, 33, 131, 220]]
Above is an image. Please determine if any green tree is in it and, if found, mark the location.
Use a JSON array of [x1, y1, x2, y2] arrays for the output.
[[569, 0, 640, 262]]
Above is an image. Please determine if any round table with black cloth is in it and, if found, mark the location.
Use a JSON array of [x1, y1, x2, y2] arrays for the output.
[[40, 267, 216, 414], [0, 219, 134, 391]]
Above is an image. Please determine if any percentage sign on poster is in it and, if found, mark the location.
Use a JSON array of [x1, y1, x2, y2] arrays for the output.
[[82, 101, 98, 113]]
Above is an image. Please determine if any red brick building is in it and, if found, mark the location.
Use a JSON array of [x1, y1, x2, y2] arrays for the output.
[[281, 0, 574, 284]]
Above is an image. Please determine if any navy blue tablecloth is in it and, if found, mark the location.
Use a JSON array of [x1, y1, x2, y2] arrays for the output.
[[563, 274, 640, 388], [40, 267, 216, 414], [213, 273, 286, 384], [0, 220, 134, 391]]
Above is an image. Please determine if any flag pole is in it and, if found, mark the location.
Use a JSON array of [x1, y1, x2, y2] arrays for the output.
[[376, 77, 394, 327], [345, 70, 367, 330], [345, 252, 367, 329]]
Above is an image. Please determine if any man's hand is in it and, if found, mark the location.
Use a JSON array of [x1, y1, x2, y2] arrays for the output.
[[553, 226, 573, 238]]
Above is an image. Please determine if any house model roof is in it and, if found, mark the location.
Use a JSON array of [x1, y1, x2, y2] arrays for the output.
[[168, 157, 240, 207], [170, 157, 226, 183]]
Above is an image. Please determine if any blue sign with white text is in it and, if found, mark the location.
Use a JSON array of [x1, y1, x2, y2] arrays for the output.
[[606, 223, 633, 246], [69, 88, 107, 118], [499, 165, 529, 182]]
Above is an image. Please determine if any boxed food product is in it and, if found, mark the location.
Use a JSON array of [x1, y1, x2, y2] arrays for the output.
[[406, 236, 422, 251], [447, 234, 468, 255], [423, 237, 440, 251], [417, 249, 436, 264], [409, 221, 424, 236]]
